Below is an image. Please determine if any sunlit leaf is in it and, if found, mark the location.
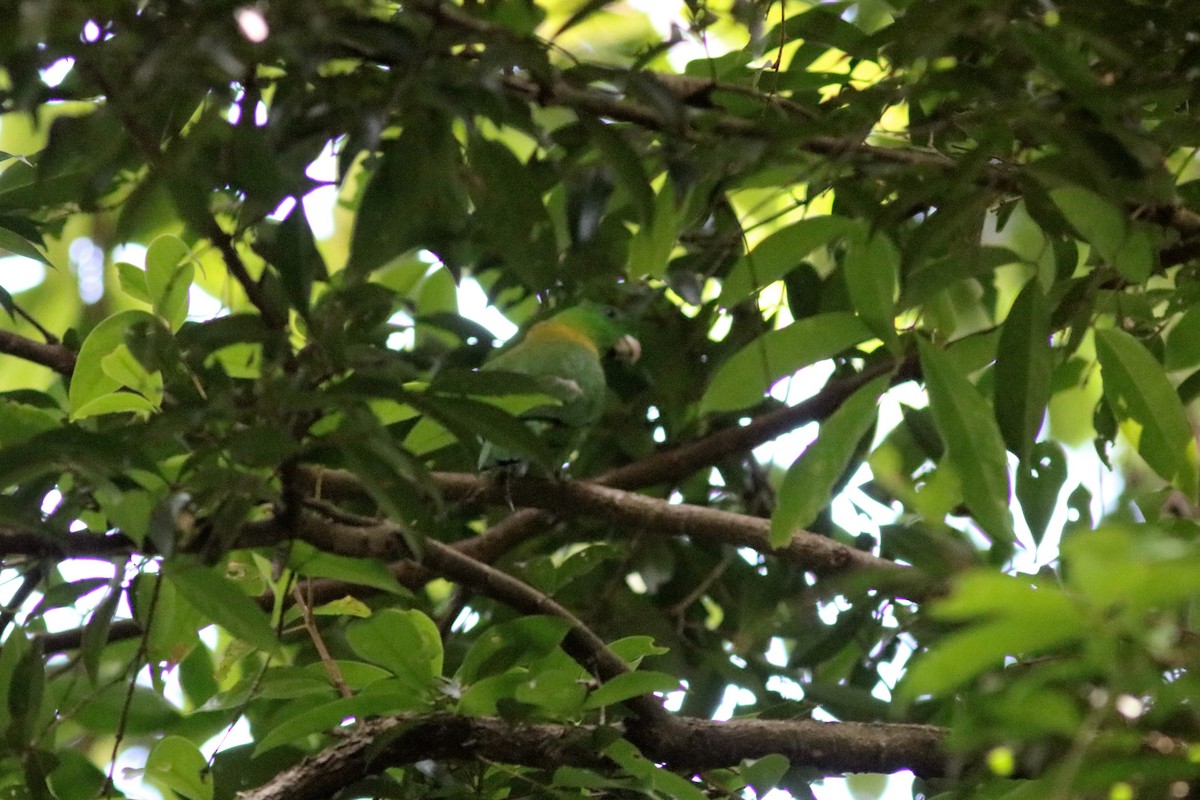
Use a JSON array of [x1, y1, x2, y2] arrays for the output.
[[144, 736, 213, 800], [68, 309, 157, 418]]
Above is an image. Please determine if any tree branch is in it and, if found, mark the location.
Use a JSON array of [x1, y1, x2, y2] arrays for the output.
[[431, 473, 924, 595], [240, 712, 948, 800], [598, 356, 917, 491], [0, 329, 76, 377]]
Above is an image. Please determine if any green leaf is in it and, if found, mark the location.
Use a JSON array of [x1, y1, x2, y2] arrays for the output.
[[0, 226, 50, 265], [1062, 524, 1200, 612], [584, 671, 681, 710], [144, 233, 189, 302], [68, 309, 158, 418], [0, 402, 59, 446], [1113, 225, 1155, 284], [1095, 328, 1199, 499], [842, 230, 899, 350], [75, 683, 181, 735], [115, 261, 152, 303], [71, 392, 159, 419], [741, 754, 790, 797], [721, 216, 854, 305], [918, 338, 1015, 551], [80, 579, 122, 684], [255, 688, 425, 754], [468, 137, 557, 290], [628, 177, 681, 279], [1050, 187, 1124, 259], [898, 572, 1086, 700], [514, 668, 589, 715], [771, 375, 888, 546], [254, 204, 327, 313], [348, 120, 469, 276], [606, 738, 708, 800], [701, 313, 871, 413], [994, 279, 1054, 462], [99, 344, 162, 407], [165, 562, 280, 654], [456, 616, 572, 683], [406, 392, 556, 471], [6, 640, 44, 738], [607, 635, 669, 668], [144, 736, 212, 800], [1015, 441, 1068, 546], [345, 609, 443, 690], [1049, 186, 1151, 281], [144, 234, 194, 330], [288, 541, 409, 597], [1166, 305, 1200, 371]]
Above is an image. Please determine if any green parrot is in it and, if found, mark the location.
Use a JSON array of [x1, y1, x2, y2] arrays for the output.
[[480, 303, 641, 472]]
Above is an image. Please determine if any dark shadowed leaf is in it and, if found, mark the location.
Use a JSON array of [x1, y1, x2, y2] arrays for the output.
[[995, 279, 1054, 462]]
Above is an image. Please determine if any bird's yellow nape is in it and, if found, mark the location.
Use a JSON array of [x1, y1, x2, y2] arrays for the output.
[[524, 320, 602, 356]]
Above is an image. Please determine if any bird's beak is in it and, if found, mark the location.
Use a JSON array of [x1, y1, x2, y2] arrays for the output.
[[612, 334, 641, 363]]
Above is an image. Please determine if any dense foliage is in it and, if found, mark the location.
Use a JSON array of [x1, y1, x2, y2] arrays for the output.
[[4, 1, 1200, 798]]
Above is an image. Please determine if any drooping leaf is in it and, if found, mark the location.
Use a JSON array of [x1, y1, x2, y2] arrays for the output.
[[287, 541, 409, 597], [842, 229, 899, 350], [1095, 328, 1199, 499], [583, 671, 681, 710], [771, 375, 888, 546], [898, 572, 1086, 701], [994, 279, 1054, 462], [628, 176, 682, 279], [468, 137, 558, 290], [348, 119, 469, 276], [918, 338, 1015, 552], [1166, 305, 1200, 371], [1015, 441, 1068, 547]]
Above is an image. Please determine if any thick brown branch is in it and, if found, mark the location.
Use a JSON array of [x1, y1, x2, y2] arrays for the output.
[[296, 357, 919, 577], [240, 712, 948, 800], [433, 474, 926, 597], [0, 329, 76, 377]]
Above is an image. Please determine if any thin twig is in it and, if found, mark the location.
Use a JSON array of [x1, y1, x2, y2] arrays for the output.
[[291, 582, 353, 698], [103, 565, 162, 797]]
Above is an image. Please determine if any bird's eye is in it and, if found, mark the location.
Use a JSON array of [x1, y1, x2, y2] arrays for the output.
[[601, 306, 618, 319]]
